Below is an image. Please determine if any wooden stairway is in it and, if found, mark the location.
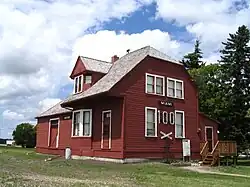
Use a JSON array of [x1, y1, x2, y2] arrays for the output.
[[200, 141, 237, 166]]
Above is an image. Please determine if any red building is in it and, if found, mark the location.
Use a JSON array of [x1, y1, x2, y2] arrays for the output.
[[35, 46, 219, 163]]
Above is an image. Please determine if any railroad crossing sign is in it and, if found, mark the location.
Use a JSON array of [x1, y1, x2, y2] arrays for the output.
[[160, 131, 173, 140]]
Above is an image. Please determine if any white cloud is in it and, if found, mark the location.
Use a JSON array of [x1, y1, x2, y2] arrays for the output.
[[73, 29, 186, 62], [2, 110, 25, 121], [154, 0, 250, 58], [38, 98, 62, 113]]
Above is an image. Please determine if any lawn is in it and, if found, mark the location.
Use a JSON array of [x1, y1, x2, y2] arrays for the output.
[[215, 159, 250, 176], [0, 146, 249, 187]]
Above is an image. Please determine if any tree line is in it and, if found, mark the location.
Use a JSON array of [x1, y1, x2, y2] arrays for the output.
[[183, 25, 250, 152]]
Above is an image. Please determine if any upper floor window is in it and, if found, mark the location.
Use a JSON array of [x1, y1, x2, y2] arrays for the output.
[[84, 75, 92, 84], [167, 78, 184, 99], [74, 75, 83, 94], [145, 73, 165, 96]]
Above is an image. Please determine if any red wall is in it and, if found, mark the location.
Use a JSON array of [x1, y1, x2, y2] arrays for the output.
[[111, 57, 200, 159], [36, 97, 124, 159]]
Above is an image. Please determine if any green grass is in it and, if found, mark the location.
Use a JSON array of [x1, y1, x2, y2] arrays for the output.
[[215, 159, 250, 176], [0, 146, 250, 187]]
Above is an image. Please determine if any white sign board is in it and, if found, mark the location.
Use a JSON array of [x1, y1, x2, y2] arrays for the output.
[[182, 139, 191, 157]]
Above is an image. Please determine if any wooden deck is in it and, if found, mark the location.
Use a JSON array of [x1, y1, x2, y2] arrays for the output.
[[200, 141, 237, 166]]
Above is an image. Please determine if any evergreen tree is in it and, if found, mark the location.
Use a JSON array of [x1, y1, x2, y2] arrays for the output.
[[182, 40, 205, 69], [219, 25, 250, 150]]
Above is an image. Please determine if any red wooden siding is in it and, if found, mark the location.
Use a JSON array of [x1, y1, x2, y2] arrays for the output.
[[111, 56, 200, 159], [36, 97, 124, 159], [70, 57, 86, 79]]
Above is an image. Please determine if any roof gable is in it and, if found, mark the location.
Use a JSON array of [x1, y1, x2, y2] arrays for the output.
[[70, 57, 86, 79], [62, 46, 182, 105]]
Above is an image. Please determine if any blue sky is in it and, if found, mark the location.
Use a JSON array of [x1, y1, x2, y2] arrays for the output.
[[0, 0, 249, 138]]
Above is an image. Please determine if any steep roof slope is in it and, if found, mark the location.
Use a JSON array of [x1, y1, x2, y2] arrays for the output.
[[36, 101, 72, 118], [80, 57, 112, 74], [62, 46, 181, 105]]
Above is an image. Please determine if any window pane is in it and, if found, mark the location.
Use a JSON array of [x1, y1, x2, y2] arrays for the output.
[[51, 120, 58, 126], [146, 109, 156, 136], [175, 112, 184, 137], [156, 77, 163, 86], [176, 113, 183, 125], [147, 85, 154, 93], [156, 77, 163, 95], [176, 124, 183, 137], [176, 81, 182, 90], [73, 112, 80, 136], [176, 90, 182, 98], [74, 77, 78, 93], [84, 75, 92, 84], [83, 111, 91, 136], [78, 76, 82, 92], [147, 109, 154, 123], [147, 75, 154, 85], [168, 88, 175, 97], [168, 80, 175, 88]]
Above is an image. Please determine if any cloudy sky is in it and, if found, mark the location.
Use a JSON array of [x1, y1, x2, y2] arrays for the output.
[[0, 0, 249, 138]]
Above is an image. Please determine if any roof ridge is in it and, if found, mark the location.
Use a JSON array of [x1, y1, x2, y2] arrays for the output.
[[80, 56, 111, 64]]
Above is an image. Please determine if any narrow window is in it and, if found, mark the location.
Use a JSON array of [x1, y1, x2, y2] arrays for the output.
[[73, 111, 80, 136], [145, 107, 157, 137], [176, 81, 183, 99], [83, 110, 91, 136], [167, 79, 175, 97], [175, 111, 185, 138], [156, 77, 163, 95], [146, 75, 154, 93]]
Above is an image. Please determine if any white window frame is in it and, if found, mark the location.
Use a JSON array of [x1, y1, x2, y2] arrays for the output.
[[48, 118, 60, 148], [145, 107, 158, 137], [167, 77, 184, 99], [71, 109, 92, 137], [175, 110, 185, 138], [145, 73, 165, 96], [73, 75, 83, 94]]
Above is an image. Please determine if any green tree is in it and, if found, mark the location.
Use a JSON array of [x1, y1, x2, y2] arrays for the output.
[[12, 123, 36, 148], [182, 40, 205, 69], [219, 25, 250, 150]]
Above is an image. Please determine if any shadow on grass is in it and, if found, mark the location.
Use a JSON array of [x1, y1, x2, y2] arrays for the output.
[[237, 159, 250, 166]]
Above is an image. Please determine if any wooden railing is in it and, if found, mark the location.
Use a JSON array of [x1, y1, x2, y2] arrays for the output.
[[200, 141, 237, 166], [200, 141, 209, 161]]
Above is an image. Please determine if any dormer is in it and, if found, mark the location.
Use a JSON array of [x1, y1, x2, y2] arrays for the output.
[[70, 56, 113, 93]]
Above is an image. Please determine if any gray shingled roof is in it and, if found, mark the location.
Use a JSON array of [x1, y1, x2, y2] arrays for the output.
[[80, 56, 112, 74], [36, 101, 72, 118], [61, 46, 182, 105]]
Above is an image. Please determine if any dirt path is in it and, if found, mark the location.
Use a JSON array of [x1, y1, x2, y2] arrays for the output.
[[182, 166, 250, 178], [21, 173, 136, 186]]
